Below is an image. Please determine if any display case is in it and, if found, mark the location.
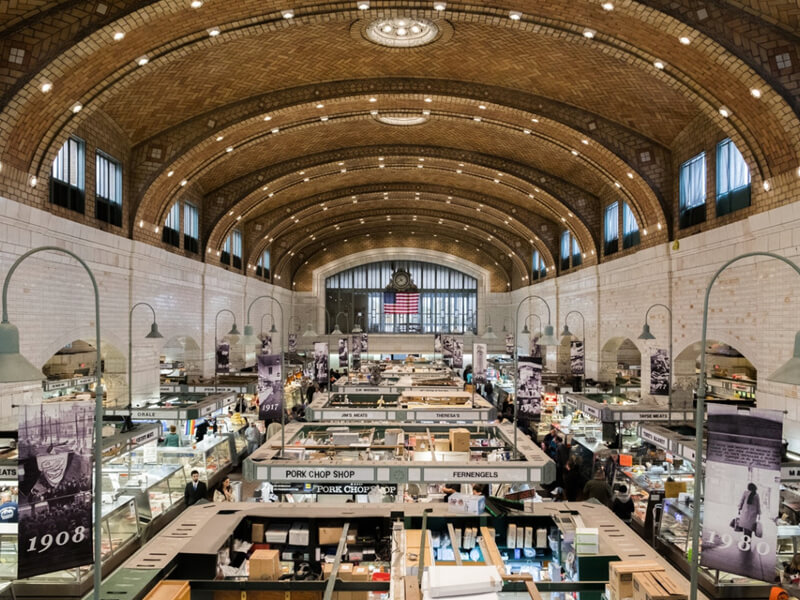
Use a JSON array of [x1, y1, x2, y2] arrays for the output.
[[143, 435, 233, 490], [656, 497, 790, 598]]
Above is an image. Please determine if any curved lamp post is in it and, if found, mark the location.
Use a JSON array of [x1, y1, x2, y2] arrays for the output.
[[128, 302, 163, 415], [513, 295, 558, 459], [0, 247, 104, 599], [260, 313, 277, 337], [637, 303, 673, 423], [214, 309, 240, 392], [688, 252, 800, 600], [522, 314, 542, 336]]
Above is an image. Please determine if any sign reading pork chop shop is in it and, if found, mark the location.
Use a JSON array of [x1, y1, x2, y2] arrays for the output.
[[270, 467, 377, 482]]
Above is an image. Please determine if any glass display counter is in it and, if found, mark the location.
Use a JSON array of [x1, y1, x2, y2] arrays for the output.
[[657, 497, 795, 598], [130, 435, 232, 489], [617, 465, 693, 541]]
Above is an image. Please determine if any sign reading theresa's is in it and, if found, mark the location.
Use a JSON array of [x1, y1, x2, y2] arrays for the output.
[[416, 411, 477, 421], [270, 467, 376, 482], [423, 467, 528, 482], [18, 402, 94, 579]]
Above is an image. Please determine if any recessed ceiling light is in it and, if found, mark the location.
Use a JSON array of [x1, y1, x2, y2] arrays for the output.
[[642, 228, 648, 235], [357, 0, 370, 9], [571, 149, 579, 156], [320, 116, 328, 121], [679, 36, 691, 45], [424, 97, 432, 103], [155, 226, 160, 234], [478, 104, 486, 110], [316, 103, 324, 109], [627, 172, 634, 179], [763, 180, 771, 191], [263, 115, 272, 121], [208, 27, 220, 36], [370, 110, 378, 115], [581, 139, 589, 145], [113, 31, 125, 41], [583, 29, 596, 38], [216, 135, 224, 141], [379, 164, 385, 168], [509, 10, 522, 20], [434, 1, 446, 10], [417, 164, 423, 168], [369, 97, 377, 103], [180, 179, 188, 186], [137, 56, 149, 66], [226, 146, 234, 152], [653, 60, 665, 69], [614, 181, 621, 188], [601, 1, 614, 10], [190, 0, 203, 7], [657, 222, 662, 230], [167, 170, 174, 177], [473, 116, 481, 122], [719, 106, 731, 118], [29, 176, 38, 187], [71, 102, 83, 113], [40, 81, 53, 93], [456, 169, 462, 174], [271, 127, 279, 134], [282, 9, 295, 19], [750, 88, 762, 98], [531, 117, 539, 123]]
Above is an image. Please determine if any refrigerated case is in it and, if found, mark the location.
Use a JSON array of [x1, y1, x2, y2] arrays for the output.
[[130, 435, 233, 490]]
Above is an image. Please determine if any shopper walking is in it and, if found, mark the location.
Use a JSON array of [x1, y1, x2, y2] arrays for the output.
[[735, 482, 761, 541], [184, 470, 207, 506], [583, 466, 613, 506], [164, 424, 180, 447], [213, 476, 234, 502], [244, 421, 261, 455]]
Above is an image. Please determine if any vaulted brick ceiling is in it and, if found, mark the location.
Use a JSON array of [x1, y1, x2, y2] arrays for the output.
[[0, 1, 798, 290]]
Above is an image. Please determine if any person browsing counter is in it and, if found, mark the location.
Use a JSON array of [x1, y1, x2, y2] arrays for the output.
[[213, 476, 234, 503], [184, 469, 207, 506]]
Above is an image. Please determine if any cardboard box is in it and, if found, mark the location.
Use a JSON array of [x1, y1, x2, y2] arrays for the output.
[[575, 527, 599, 555], [251, 523, 265, 544], [249, 549, 281, 580], [415, 436, 432, 451], [289, 522, 309, 546], [434, 438, 450, 452], [319, 524, 344, 545], [608, 561, 664, 599], [447, 493, 485, 515], [449, 428, 471, 453], [632, 571, 686, 600]]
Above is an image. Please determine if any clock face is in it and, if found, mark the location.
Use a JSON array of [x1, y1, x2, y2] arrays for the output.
[[392, 270, 410, 289]]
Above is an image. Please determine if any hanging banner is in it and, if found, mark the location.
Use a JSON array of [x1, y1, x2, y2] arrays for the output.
[[650, 348, 669, 395], [700, 404, 783, 581], [257, 354, 284, 423], [570, 340, 585, 376], [288, 333, 297, 354], [529, 333, 542, 359], [452, 338, 464, 368], [351, 335, 362, 371], [216, 340, 230, 373], [442, 335, 454, 360], [434, 333, 443, 355], [314, 342, 329, 385], [260, 334, 272, 355], [473, 343, 487, 384], [517, 356, 543, 421], [505, 334, 514, 356], [338, 337, 349, 367], [18, 402, 93, 579], [360, 333, 369, 354]]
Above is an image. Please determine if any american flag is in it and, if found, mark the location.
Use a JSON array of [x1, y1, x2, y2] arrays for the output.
[[383, 291, 419, 314]]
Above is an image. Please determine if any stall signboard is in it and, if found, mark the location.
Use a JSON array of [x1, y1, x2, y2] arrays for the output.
[[321, 410, 387, 421], [18, 402, 94, 579], [351, 334, 361, 370], [650, 349, 670, 395], [424, 467, 529, 482], [517, 356, 543, 419], [258, 354, 284, 423], [288, 333, 297, 354], [314, 342, 329, 384], [620, 411, 671, 421], [582, 403, 602, 420], [700, 404, 783, 581], [272, 482, 398, 495], [564, 395, 579, 408], [570, 340, 584, 376], [216, 340, 231, 373], [640, 427, 669, 449], [270, 466, 376, 482], [0, 465, 17, 479], [452, 338, 464, 368], [413, 410, 485, 421], [473, 343, 487, 385]]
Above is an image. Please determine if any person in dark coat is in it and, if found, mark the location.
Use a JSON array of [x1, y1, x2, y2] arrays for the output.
[[184, 470, 207, 506], [194, 419, 209, 442], [583, 466, 613, 506], [563, 456, 586, 502], [611, 484, 635, 523]]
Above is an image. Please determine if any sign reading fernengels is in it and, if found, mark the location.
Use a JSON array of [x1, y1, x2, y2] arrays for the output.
[[270, 466, 377, 482], [423, 467, 528, 482]]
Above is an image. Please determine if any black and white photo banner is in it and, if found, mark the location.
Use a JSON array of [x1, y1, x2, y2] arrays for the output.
[[473, 343, 487, 385], [257, 354, 284, 422], [570, 340, 585, 376], [314, 342, 329, 385], [649, 348, 669, 395]]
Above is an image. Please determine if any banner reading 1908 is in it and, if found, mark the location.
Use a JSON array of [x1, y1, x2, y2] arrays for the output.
[[18, 402, 94, 579]]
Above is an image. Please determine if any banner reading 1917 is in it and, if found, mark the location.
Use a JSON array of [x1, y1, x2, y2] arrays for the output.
[[18, 402, 94, 579]]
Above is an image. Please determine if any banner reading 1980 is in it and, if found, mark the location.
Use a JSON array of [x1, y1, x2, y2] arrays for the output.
[[18, 402, 93, 579], [700, 404, 783, 582]]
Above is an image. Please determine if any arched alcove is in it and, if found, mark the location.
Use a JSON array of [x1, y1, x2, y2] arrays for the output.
[[673, 340, 757, 409], [41, 339, 127, 409], [598, 337, 642, 397]]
